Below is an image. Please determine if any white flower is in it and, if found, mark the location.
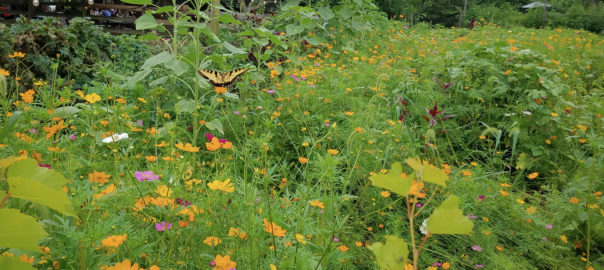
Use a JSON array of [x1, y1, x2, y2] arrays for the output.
[[420, 219, 429, 235], [522, 110, 532, 116], [102, 133, 129, 143]]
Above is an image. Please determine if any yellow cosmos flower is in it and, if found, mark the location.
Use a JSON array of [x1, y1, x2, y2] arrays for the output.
[[84, 93, 101, 104], [527, 172, 538, 179], [295, 233, 307, 244], [207, 178, 234, 193]]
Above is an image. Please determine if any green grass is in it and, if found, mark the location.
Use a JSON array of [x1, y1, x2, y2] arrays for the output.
[[0, 16, 602, 270]]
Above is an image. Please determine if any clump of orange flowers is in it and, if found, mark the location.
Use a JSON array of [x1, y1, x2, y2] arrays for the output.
[[175, 142, 200, 153], [89, 170, 111, 184], [9, 51, 25, 58], [263, 218, 286, 237], [212, 254, 236, 270], [19, 89, 35, 104], [101, 234, 127, 248], [205, 133, 232, 151], [43, 120, 67, 139]]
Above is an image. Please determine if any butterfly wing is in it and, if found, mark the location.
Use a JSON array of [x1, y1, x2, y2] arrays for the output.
[[198, 68, 249, 87], [220, 68, 249, 86], [198, 70, 222, 86]]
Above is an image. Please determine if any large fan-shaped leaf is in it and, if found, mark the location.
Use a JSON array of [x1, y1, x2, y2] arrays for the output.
[[368, 162, 412, 196], [0, 256, 36, 270], [0, 209, 49, 253], [7, 159, 74, 216], [426, 196, 473, 234], [8, 159, 68, 190], [368, 235, 409, 269], [8, 177, 75, 216], [404, 157, 448, 187], [0, 156, 25, 173]]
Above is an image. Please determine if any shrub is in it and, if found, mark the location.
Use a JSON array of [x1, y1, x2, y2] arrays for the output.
[[0, 17, 150, 89]]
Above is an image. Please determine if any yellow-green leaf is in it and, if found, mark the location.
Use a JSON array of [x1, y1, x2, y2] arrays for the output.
[[8, 176, 75, 216], [8, 159, 68, 191], [404, 157, 448, 187], [426, 195, 473, 234], [369, 162, 412, 196], [0, 256, 36, 270], [0, 157, 25, 174], [0, 209, 49, 253], [368, 235, 409, 269]]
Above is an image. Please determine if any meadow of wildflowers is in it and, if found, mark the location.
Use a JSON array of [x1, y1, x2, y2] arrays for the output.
[[0, 3, 602, 270]]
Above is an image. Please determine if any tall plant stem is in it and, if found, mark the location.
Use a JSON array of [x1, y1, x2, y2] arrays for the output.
[[0, 192, 10, 208]]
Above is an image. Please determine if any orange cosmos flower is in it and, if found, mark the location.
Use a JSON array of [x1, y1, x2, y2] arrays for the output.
[[213, 254, 236, 270], [203, 236, 222, 246], [214, 86, 227, 94], [101, 234, 127, 248], [409, 180, 426, 198], [263, 219, 286, 237], [309, 200, 325, 209], [175, 142, 200, 153], [89, 171, 111, 184]]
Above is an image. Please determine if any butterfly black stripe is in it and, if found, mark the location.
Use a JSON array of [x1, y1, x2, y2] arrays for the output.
[[197, 68, 249, 87]]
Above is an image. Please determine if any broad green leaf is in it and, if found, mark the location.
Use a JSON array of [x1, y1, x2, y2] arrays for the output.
[[0, 73, 6, 96], [52, 106, 81, 118], [0, 209, 49, 253], [174, 99, 198, 114], [150, 76, 169, 86], [223, 92, 239, 100], [119, 0, 151, 4], [218, 14, 241, 25], [426, 196, 473, 234], [317, 6, 334, 21], [0, 255, 37, 270], [205, 119, 224, 135], [157, 122, 175, 137], [368, 162, 412, 196], [516, 153, 530, 170], [154, 5, 174, 14], [222, 41, 246, 54], [165, 59, 189, 76], [368, 235, 408, 269], [285, 24, 304, 36], [8, 176, 75, 216], [304, 36, 327, 46], [127, 68, 152, 87], [141, 51, 174, 69], [8, 159, 68, 190], [136, 14, 159, 30], [404, 157, 448, 187]]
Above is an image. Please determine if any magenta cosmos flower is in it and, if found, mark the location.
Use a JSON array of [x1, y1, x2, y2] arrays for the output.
[[155, 221, 172, 232], [135, 171, 159, 182]]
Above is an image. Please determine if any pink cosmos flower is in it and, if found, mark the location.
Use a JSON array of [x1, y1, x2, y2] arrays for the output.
[[155, 221, 172, 232]]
